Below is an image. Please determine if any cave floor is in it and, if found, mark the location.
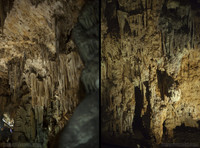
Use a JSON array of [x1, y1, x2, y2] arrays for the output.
[[101, 130, 152, 148], [102, 126, 200, 148], [173, 126, 200, 143]]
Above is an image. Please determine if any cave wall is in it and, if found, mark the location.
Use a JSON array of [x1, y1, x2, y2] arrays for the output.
[[0, 0, 85, 147], [101, 0, 200, 144]]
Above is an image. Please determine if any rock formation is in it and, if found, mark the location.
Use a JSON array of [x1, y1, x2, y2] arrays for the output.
[[0, 0, 88, 147], [58, 0, 99, 147], [101, 0, 200, 146]]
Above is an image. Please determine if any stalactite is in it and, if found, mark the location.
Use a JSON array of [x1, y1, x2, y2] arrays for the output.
[[190, 20, 193, 49], [161, 31, 164, 55], [166, 35, 170, 55], [169, 33, 173, 56], [44, 79, 49, 108], [141, 0, 145, 9], [30, 73, 36, 106], [163, 32, 166, 55], [0, 0, 4, 33], [102, 0, 200, 146], [192, 20, 195, 49]]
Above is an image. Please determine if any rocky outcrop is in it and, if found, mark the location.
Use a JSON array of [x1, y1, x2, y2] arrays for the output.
[[101, 0, 200, 145], [58, 0, 99, 147], [0, 0, 85, 147], [72, 0, 99, 93]]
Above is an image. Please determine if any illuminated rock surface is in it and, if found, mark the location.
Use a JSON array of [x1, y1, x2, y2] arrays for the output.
[[0, 0, 86, 147], [101, 0, 200, 147]]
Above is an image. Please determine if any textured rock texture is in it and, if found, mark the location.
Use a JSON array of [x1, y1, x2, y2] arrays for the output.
[[72, 0, 99, 93], [58, 91, 99, 148], [0, 0, 86, 147], [101, 0, 200, 145], [58, 0, 99, 147]]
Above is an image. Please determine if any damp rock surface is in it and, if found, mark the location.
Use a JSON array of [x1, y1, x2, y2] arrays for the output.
[[101, 0, 200, 145]]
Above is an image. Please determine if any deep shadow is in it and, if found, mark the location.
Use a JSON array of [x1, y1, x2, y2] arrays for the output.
[[132, 86, 143, 130], [173, 124, 200, 143], [132, 86, 151, 140], [0, 0, 15, 32], [105, 0, 120, 37], [162, 120, 168, 142], [142, 81, 152, 140], [156, 70, 177, 100]]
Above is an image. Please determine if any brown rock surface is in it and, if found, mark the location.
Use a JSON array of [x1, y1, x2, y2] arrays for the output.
[[101, 0, 200, 146], [0, 0, 85, 147]]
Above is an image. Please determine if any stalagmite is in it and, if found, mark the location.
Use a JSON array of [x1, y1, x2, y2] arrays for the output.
[[0, 0, 86, 147], [102, 0, 200, 146]]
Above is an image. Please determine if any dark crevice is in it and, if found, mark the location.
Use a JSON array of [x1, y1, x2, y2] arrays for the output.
[[132, 86, 150, 140], [105, 0, 120, 37], [30, 0, 45, 7], [156, 70, 178, 100], [132, 86, 143, 130], [142, 81, 151, 139], [0, 0, 14, 33], [162, 120, 168, 142], [123, 19, 131, 36], [190, 0, 200, 9]]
